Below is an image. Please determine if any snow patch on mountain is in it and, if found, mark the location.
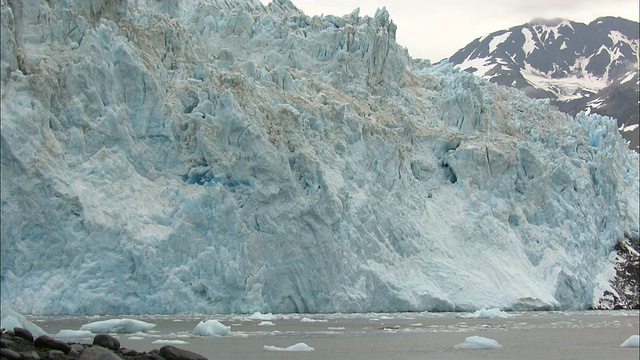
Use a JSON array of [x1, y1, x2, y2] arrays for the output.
[[521, 28, 536, 56], [521, 62, 609, 101], [458, 57, 495, 78], [489, 32, 510, 54], [619, 71, 636, 84]]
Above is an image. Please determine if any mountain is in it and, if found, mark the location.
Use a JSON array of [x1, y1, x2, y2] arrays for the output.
[[449, 17, 639, 151], [1, 0, 638, 315]]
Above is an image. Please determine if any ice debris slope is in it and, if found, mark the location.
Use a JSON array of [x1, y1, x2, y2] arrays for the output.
[[1, 0, 638, 315]]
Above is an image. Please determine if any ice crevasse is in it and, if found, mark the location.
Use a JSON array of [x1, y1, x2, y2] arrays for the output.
[[0, 0, 638, 315]]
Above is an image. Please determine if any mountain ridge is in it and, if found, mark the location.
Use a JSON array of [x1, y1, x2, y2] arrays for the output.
[[449, 16, 639, 151]]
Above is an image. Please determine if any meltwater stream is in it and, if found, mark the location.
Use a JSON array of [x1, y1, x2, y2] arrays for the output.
[[28, 310, 639, 360]]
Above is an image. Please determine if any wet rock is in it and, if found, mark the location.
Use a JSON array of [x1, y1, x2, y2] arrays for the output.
[[2, 325, 207, 360], [143, 351, 166, 360], [20, 349, 41, 360], [119, 348, 139, 356], [34, 335, 71, 354], [70, 344, 86, 353], [68, 348, 81, 359], [158, 345, 207, 360], [48, 349, 70, 360], [93, 334, 120, 351], [1, 337, 15, 348], [3, 335, 42, 357], [78, 346, 122, 360], [1, 347, 22, 360], [13, 328, 34, 343]]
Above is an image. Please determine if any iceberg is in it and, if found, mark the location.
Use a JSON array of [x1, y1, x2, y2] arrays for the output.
[[454, 336, 503, 349], [152, 340, 190, 345], [79, 319, 157, 333], [1, 0, 638, 315], [263, 342, 315, 352], [193, 320, 231, 336], [0, 308, 47, 336], [53, 330, 95, 339], [620, 335, 639, 348], [300, 317, 328, 322]]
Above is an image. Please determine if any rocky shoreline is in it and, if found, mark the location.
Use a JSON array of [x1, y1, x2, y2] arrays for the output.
[[0, 327, 207, 360], [594, 237, 640, 310]]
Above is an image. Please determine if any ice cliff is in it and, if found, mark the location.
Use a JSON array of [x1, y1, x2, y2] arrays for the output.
[[1, 0, 638, 315]]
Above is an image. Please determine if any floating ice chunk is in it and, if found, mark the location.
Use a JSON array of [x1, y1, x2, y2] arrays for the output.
[[456, 308, 511, 319], [193, 320, 230, 336], [454, 336, 503, 349], [54, 330, 95, 339], [128, 336, 144, 340], [620, 335, 639, 348], [257, 321, 275, 326], [80, 319, 157, 333], [152, 340, 189, 344], [0, 308, 47, 337], [248, 312, 277, 321], [300, 317, 328, 322], [263, 343, 315, 352]]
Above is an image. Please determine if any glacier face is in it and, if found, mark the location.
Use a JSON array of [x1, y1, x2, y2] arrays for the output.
[[0, 0, 638, 315]]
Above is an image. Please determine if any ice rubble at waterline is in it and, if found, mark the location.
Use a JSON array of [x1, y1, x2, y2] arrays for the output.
[[0, 0, 638, 315]]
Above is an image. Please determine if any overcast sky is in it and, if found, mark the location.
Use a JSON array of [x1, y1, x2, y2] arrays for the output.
[[260, 0, 640, 61]]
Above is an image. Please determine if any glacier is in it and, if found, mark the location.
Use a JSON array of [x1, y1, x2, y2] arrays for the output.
[[0, 0, 638, 315]]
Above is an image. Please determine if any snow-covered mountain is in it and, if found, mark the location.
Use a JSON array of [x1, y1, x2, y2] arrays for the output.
[[449, 17, 639, 151], [1, 0, 638, 315]]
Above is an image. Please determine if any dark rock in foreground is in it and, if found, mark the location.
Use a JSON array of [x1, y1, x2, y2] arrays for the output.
[[93, 334, 120, 351], [35, 335, 72, 354], [0, 328, 208, 360], [13, 327, 34, 343], [0, 348, 22, 360], [158, 346, 207, 360], [79, 346, 123, 360]]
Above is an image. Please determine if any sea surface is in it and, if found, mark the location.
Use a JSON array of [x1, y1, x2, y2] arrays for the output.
[[29, 310, 639, 360]]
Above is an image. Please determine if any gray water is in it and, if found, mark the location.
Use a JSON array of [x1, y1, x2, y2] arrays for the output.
[[30, 310, 639, 360]]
